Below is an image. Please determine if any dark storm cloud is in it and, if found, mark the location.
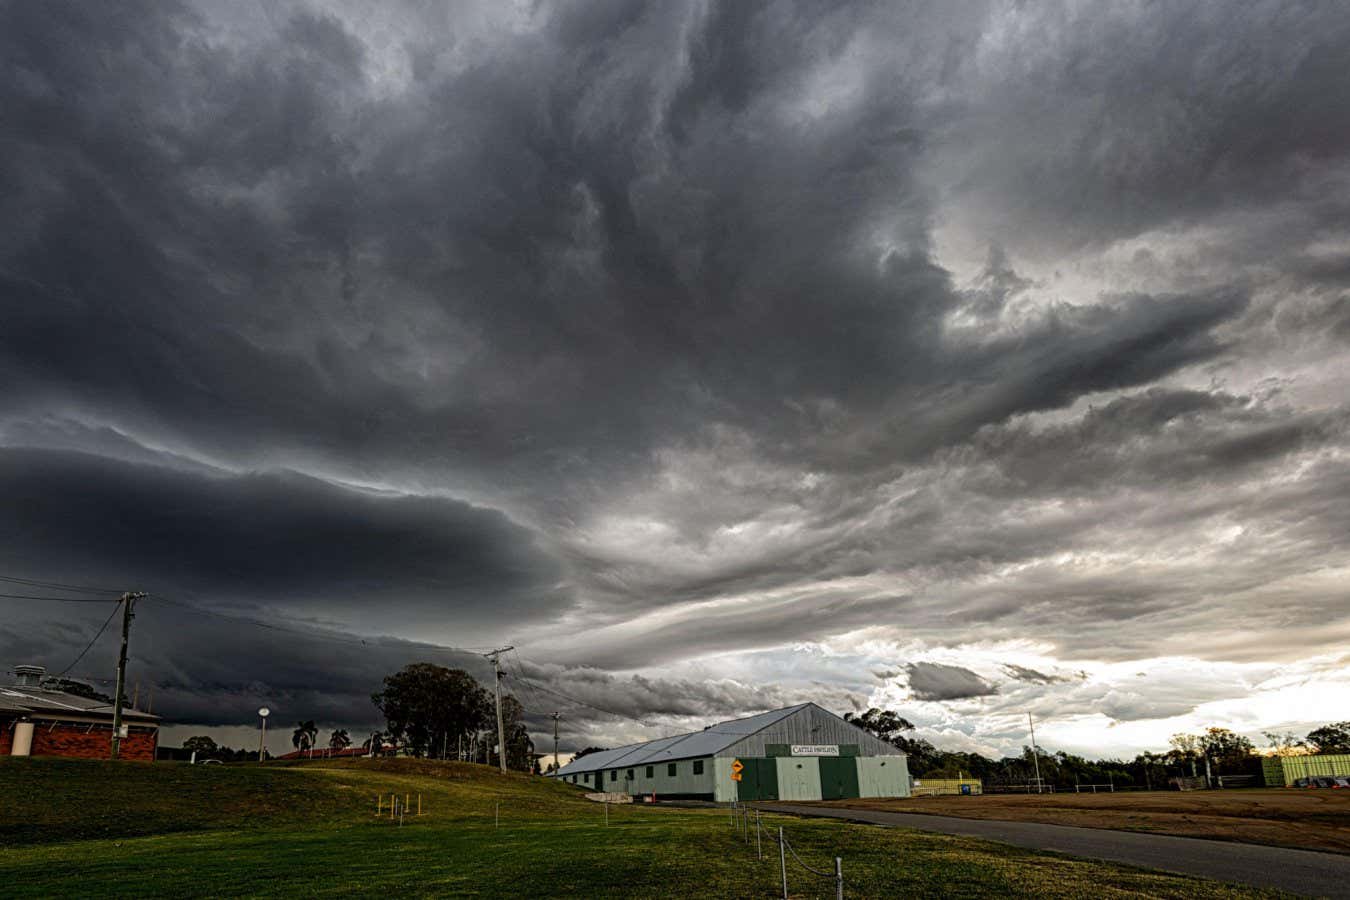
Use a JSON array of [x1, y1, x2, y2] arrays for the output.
[[904, 662, 996, 702], [0, 599, 496, 730], [0, 448, 561, 622], [2, 0, 1349, 750], [934, 2, 1350, 257], [1001, 664, 1076, 686]]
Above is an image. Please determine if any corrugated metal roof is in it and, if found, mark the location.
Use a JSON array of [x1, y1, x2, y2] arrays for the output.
[[556, 703, 811, 775], [0, 688, 159, 721]]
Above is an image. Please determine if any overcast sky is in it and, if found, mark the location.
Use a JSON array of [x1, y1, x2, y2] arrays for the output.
[[3, 1, 1348, 759]]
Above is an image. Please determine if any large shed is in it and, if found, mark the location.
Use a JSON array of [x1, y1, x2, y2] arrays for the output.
[[554, 702, 909, 802]]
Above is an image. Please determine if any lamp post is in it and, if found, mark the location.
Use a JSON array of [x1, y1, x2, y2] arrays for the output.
[[258, 707, 270, 763]]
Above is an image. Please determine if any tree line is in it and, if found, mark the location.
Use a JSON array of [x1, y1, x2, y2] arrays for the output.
[[369, 663, 535, 771], [177, 663, 537, 770], [844, 709, 1350, 789]]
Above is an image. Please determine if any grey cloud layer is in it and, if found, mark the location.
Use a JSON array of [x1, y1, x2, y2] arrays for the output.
[[2, 1, 1348, 747]]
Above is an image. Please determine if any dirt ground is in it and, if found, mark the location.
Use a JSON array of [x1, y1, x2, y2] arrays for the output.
[[812, 789, 1350, 854]]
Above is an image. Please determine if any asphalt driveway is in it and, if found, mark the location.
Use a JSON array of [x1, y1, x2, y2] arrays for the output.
[[756, 803, 1350, 898]]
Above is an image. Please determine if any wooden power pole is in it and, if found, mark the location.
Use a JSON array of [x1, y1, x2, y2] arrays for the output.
[[551, 711, 560, 774], [484, 647, 513, 773], [110, 592, 146, 760]]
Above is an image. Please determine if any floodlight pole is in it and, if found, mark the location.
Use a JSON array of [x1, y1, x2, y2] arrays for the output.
[[1028, 712, 1042, 794], [485, 647, 514, 773], [258, 708, 270, 763]]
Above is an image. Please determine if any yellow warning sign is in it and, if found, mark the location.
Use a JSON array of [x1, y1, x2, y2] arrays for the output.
[[731, 759, 744, 774], [731, 773, 742, 781]]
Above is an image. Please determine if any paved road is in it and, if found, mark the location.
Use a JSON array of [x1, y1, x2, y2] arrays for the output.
[[756, 803, 1350, 898]]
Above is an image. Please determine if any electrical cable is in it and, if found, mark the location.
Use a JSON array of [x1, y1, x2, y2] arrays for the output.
[[55, 598, 124, 677], [0, 573, 124, 595], [0, 591, 127, 603], [507, 649, 549, 713], [143, 594, 484, 658], [501, 670, 652, 727]]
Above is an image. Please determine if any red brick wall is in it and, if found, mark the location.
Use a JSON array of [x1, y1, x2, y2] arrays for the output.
[[24, 723, 158, 761]]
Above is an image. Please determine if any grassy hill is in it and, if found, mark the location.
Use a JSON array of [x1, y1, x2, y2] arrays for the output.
[[0, 758, 1279, 898]]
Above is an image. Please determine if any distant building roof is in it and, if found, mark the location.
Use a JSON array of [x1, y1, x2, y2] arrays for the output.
[[274, 746, 369, 760], [556, 703, 815, 775]]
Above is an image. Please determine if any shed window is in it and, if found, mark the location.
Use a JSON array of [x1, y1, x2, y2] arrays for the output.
[[646, 766, 654, 778], [626, 768, 634, 780], [693, 759, 704, 775], [668, 763, 677, 776], [610, 770, 617, 782]]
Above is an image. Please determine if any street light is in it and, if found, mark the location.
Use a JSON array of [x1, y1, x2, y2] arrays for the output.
[[258, 707, 270, 763]]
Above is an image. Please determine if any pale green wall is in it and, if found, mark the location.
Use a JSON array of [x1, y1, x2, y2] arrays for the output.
[[713, 756, 739, 802], [565, 758, 715, 797], [856, 756, 910, 798], [775, 755, 823, 801]]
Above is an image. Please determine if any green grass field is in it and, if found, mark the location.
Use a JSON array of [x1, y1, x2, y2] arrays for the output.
[[0, 758, 1284, 898]]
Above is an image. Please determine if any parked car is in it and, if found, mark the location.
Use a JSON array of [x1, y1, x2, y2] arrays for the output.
[[1307, 776, 1340, 788], [1331, 775, 1350, 789], [1291, 776, 1311, 788]]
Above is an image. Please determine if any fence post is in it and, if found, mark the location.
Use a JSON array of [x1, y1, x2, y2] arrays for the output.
[[756, 811, 762, 860], [605, 799, 609, 826], [779, 827, 788, 899], [835, 857, 843, 900], [390, 795, 396, 820], [495, 801, 499, 829]]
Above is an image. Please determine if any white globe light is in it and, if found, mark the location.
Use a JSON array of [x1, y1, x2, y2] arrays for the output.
[[258, 707, 270, 718]]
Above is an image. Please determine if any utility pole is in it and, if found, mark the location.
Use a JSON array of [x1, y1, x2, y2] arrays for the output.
[[110, 592, 145, 760], [1027, 712, 1042, 794], [552, 711, 560, 775], [484, 646, 513, 773]]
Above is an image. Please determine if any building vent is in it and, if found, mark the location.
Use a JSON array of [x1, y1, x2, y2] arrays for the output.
[[14, 665, 46, 687]]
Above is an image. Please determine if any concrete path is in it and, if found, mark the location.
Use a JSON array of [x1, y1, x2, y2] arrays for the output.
[[756, 803, 1350, 898]]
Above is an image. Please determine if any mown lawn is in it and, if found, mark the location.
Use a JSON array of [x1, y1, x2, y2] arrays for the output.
[[0, 758, 1286, 898]]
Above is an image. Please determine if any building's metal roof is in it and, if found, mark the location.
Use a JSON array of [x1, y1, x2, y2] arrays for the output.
[[0, 687, 159, 721], [556, 703, 812, 775]]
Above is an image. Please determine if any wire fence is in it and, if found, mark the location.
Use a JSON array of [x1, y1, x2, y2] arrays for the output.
[[731, 802, 844, 899]]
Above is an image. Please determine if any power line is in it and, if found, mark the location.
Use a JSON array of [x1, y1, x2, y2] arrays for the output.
[[142, 594, 486, 659], [506, 649, 548, 712], [500, 670, 652, 727], [55, 597, 124, 677], [0, 574, 124, 595], [0, 591, 128, 603]]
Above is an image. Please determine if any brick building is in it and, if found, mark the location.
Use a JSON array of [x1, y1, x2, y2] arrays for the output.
[[2, 665, 159, 760]]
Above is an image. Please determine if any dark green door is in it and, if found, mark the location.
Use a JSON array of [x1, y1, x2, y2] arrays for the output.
[[818, 757, 860, 800], [736, 758, 780, 801], [750, 758, 779, 801]]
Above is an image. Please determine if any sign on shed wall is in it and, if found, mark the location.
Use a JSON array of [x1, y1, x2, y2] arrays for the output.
[[790, 744, 839, 756]]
